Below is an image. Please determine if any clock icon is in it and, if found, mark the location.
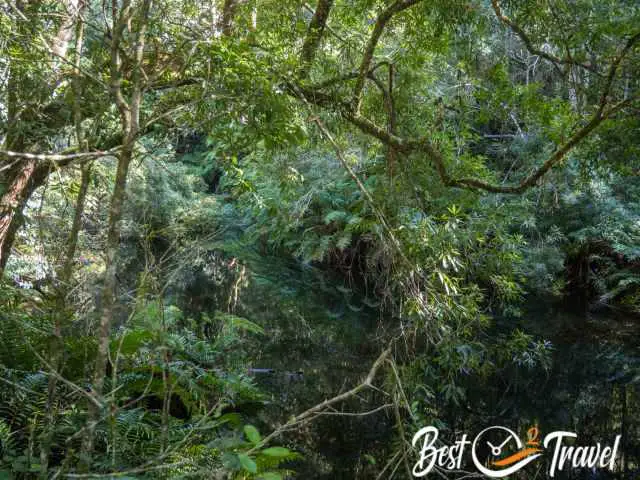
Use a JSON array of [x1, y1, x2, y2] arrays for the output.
[[476, 426, 523, 461], [471, 426, 542, 478], [488, 434, 517, 457]]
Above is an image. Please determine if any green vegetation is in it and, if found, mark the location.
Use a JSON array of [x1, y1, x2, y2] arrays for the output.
[[0, 0, 639, 478]]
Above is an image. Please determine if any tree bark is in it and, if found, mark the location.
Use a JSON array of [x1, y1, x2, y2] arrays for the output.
[[0, 0, 84, 274], [80, 0, 152, 467], [221, 0, 241, 36], [0, 161, 48, 272], [299, 0, 334, 78]]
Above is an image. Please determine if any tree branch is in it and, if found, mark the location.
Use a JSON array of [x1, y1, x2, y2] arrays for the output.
[[0, 148, 119, 165], [246, 348, 391, 454], [353, 0, 423, 111], [299, 0, 334, 78], [308, 61, 390, 90], [491, 0, 597, 73], [449, 30, 640, 193], [294, 27, 639, 195], [110, 0, 132, 128]]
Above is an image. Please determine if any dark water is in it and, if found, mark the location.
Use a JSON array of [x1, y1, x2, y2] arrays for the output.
[[210, 240, 639, 479], [483, 308, 640, 480]]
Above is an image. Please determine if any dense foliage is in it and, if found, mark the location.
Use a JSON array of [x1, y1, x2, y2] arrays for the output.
[[0, 0, 639, 478]]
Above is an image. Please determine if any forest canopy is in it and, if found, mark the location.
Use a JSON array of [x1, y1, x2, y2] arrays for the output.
[[0, 0, 639, 478]]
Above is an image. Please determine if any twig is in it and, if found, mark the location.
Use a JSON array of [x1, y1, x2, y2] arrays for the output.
[[317, 403, 393, 416], [246, 348, 391, 454], [64, 461, 190, 478]]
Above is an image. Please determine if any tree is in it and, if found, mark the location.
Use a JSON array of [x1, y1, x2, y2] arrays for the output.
[[289, 0, 639, 192], [0, 1, 87, 270], [3, 1, 638, 272], [0, 2, 639, 477]]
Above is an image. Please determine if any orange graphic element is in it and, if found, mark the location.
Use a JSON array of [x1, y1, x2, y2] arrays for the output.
[[527, 426, 540, 446], [491, 426, 543, 468]]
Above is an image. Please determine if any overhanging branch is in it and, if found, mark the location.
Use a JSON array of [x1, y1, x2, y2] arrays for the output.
[[294, 27, 639, 195], [246, 347, 391, 454], [491, 0, 597, 74], [353, 0, 424, 111], [0, 148, 120, 166]]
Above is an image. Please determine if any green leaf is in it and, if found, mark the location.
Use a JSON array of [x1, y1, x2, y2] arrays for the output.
[[261, 447, 291, 457], [216, 312, 265, 335], [258, 473, 283, 480], [324, 210, 347, 224], [237, 453, 257, 474], [244, 424, 261, 444], [112, 329, 154, 356]]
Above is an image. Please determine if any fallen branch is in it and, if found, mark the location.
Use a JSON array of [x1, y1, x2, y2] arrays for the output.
[[246, 347, 391, 454]]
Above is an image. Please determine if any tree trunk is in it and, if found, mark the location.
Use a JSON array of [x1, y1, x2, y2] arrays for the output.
[[299, 0, 334, 77], [79, 145, 132, 465], [0, 161, 48, 272], [221, 0, 240, 36], [1, 0, 84, 274]]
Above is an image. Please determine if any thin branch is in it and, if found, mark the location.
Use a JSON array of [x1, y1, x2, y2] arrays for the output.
[[306, 61, 390, 90], [376, 449, 402, 480], [0, 147, 120, 169], [127, 0, 153, 140], [109, 0, 133, 126], [0, 148, 120, 164], [0, 159, 21, 174], [353, 0, 424, 111], [603, 95, 640, 118], [23, 340, 104, 409], [317, 403, 393, 416], [246, 348, 391, 454], [142, 101, 199, 130], [491, 0, 597, 73], [64, 461, 190, 478]]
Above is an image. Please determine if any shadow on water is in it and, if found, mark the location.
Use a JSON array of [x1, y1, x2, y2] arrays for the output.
[[228, 253, 393, 478], [206, 229, 639, 479], [229, 258, 640, 479], [484, 303, 640, 480]]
